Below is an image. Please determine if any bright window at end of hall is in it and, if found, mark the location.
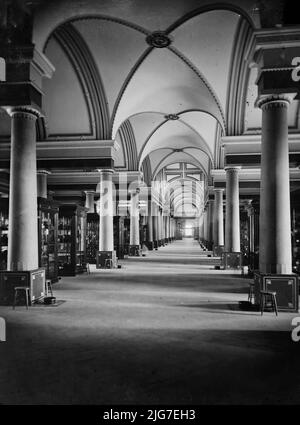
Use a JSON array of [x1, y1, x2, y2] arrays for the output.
[[0, 58, 6, 81]]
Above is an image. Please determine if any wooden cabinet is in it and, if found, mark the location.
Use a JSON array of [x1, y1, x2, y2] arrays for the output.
[[0, 198, 8, 270], [292, 206, 300, 275], [38, 197, 59, 283], [86, 213, 99, 264], [57, 205, 88, 276]]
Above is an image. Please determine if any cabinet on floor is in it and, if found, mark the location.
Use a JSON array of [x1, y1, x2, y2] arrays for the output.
[[57, 205, 88, 276], [86, 212, 99, 264], [0, 198, 8, 270], [38, 197, 59, 283]]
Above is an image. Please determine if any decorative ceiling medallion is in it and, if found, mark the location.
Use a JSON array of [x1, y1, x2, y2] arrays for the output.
[[165, 114, 179, 120], [146, 31, 171, 48]]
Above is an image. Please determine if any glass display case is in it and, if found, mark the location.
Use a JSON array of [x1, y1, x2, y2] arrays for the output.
[[57, 205, 87, 276], [292, 206, 300, 275], [86, 213, 99, 264], [0, 198, 8, 270], [38, 197, 59, 283]]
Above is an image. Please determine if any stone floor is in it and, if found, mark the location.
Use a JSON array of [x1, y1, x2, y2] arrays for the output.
[[0, 238, 300, 405]]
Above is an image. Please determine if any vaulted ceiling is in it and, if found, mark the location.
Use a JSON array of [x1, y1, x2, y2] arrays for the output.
[[1, 0, 300, 207]]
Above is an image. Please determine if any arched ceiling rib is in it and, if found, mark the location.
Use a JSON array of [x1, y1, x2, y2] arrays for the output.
[[139, 119, 213, 166], [33, 1, 259, 52], [72, 18, 148, 118], [43, 37, 91, 137], [113, 46, 225, 138], [151, 151, 207, 178], [168, 10, 240, 115], [54, 22, 110, 139]]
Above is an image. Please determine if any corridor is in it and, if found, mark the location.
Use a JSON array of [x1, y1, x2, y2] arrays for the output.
[[0, 239, 299, 405]]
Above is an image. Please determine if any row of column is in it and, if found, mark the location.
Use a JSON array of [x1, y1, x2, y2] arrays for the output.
[[200, 95, 292, 274], [6, 94, 293, 275]]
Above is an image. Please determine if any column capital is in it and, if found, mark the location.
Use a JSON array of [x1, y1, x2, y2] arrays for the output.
[[97, 168, 115, 175], [4, 106, 43, 120], [224, 166, 242, 173], [84, 190, 95, 195], [213, 188, 224, 193], [37, 169, 51, 176], [256, 94, 291, 110]]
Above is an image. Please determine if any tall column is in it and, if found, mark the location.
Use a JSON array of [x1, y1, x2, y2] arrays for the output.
[[165, 215, 169, 243], [203, 207, 208, 242], [7, 108, 40, 271], [160, 212, 165, 246], [129, 188, 140, 255], [152, 203, 159, 249], [213, 189, 224, 250], [157, 209, 162, 246], [225, 166, 241, 252], [37, 170, 50, 199], [247, 199, 260, 272], [207, 200, 214, 250], [147, 199, 154, 250], [258, 95, 292, 274], [97, 169, 116, 267], [199, 212, 204, 241], [85, 191, 95, 213]]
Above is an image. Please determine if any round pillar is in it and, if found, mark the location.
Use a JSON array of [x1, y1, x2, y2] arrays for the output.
[[213, 189, 224, 247], [98, 169, 114, 252], [85, 191, 95, 213], [203, 208, 208, 241], [225, 166, 241, 252], [130, 189, 140, 246], [7, 107, 40, 271], [37, 170, 50, 199], [258, 96, 292, 274], [207, 200, 214, 245], [147, 200, 153, 243]]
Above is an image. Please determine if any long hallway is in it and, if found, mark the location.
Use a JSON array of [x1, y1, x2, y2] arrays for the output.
[[0, 239, 299, 405]]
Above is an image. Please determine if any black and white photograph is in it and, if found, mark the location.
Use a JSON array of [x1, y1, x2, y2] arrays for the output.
[[0, 0, 300, 415]]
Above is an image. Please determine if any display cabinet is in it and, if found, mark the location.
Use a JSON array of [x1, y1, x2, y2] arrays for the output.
[[38, 197, 59, 283], [0, 198, 8, 270], [86, 213, 99, 264], [292, 206, 300, 275], [57, 205, 88, 276]]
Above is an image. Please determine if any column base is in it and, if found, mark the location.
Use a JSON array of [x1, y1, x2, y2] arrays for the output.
[[213, 245, 224, 257], [221, 252, 242, 270], [248, 252, 259, 276], [145, 241, 154, 251], [96, 251, 117, 269], [0, 268, 46, 305], [253, 272, 299, 312], [129, 245, 141, 256], [115, 245, 125, 260]]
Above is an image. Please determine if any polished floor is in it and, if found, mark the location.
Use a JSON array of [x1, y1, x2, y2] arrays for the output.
[[0, 238, 300, 405]]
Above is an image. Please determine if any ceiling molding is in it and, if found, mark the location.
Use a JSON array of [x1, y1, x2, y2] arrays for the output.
[[165, 3, 256, 35], [43, 14, 150, 52], [118, 120, 138, 171], [226, 17, 253, 136], [110, 47, 153, 138]]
